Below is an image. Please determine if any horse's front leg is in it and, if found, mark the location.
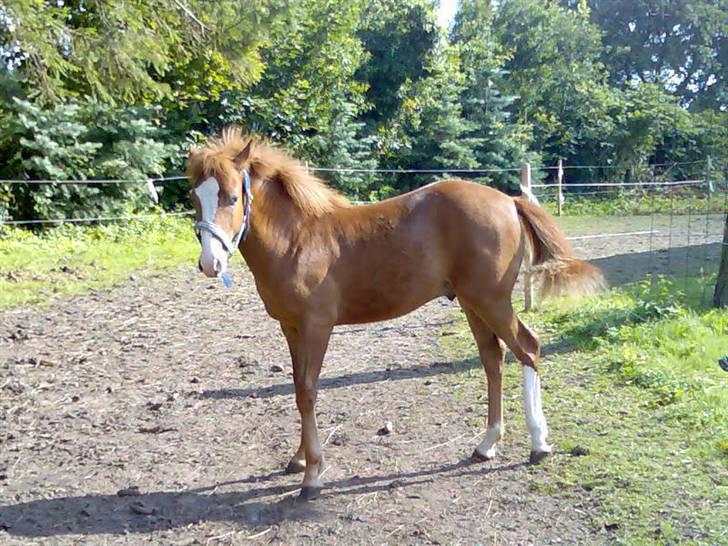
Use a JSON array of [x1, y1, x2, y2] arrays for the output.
[[285, 321, 332, 500], [280, 323, 306, 474]]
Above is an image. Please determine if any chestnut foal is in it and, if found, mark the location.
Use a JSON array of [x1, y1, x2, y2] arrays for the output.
[[188, 128, 603, 499]]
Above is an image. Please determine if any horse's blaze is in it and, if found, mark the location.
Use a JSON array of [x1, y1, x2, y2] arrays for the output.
[[194, 177, 228, 277]]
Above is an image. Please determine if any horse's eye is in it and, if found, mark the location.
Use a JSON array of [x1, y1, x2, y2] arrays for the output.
[[227, 195, 238, 206]]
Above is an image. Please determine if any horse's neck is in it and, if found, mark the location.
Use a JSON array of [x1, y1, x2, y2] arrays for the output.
[[240, 183, 326, 278]]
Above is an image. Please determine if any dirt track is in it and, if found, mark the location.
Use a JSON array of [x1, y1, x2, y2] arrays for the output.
[[0, 221, 723, 545]]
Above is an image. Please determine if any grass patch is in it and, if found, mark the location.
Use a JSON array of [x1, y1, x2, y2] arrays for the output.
[[554, 212, 724, 239], [0, 216, 200, 310], [443, 276, 728, 543], [540, 190, 725, 217]]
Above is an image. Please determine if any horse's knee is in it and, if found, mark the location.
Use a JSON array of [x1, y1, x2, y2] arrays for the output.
[[295, 384, 317, 414]]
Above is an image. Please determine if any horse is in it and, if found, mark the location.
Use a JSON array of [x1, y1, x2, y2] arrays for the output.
[[187, 127, 604, 500]]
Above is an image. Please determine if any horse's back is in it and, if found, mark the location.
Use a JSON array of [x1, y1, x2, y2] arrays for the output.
[[329, 180, 524, 324]]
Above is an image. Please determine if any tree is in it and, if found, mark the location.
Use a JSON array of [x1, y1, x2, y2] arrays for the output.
[[355, 0, 439, 125], [493, 0, 608, 168], [1, 0, 288, 105], [379, 39, 479, 193], [452, 0, 539, 190], [568, 0, 727, 110], [715, 215, 728, 307], [1, 99, 175, 221]]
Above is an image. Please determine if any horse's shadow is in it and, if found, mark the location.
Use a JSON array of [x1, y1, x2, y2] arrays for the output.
[[201, 359, 482, 400], [0, 458, 527, 538], [203, 338, 571, 402]]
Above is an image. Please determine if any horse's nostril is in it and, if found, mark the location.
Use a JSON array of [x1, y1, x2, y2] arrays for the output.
[[198, 260, 203, 272], [213, 258, 223, 275]]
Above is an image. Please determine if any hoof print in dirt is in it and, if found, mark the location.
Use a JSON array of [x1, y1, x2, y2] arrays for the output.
[[130, 501, 156, 515], [299, 486, 322, 501], [529, 450, 551, 464], [285, 459, 306, 474], [116, 485, 141, 497]]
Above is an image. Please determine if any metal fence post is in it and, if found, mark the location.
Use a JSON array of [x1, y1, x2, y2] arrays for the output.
[[557, 159, 564, 216]]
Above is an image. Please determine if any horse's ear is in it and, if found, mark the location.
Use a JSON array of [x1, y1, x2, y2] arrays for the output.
[[188, 144, 198, 158], [233, 140, 254, 171]]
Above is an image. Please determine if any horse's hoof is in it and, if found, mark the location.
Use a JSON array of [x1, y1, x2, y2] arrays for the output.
[[529, 450, 551, 464], [299, 485, 322, 501], [472, 448, 494, 462], [285, 458, 306, 474]]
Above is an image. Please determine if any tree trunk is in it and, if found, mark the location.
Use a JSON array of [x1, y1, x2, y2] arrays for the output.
[[714, 214, 728, 307]]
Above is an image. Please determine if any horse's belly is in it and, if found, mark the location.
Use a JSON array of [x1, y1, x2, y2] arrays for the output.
[[335, 280, 445, 325]]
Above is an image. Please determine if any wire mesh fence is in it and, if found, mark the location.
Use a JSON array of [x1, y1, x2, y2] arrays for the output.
[[532, 181, 727, 308]]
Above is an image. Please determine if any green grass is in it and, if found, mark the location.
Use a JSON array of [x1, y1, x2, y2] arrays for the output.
[[555, 212, 724, 238], [540, 190, 726, 217], [0, 216, 200, 309], [443, 277, 728, 544]]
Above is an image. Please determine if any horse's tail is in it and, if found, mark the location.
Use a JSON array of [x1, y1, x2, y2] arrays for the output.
[[513, 196, 605, 298]]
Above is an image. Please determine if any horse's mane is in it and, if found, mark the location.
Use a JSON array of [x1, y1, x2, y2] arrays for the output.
[[188, 127, 350, 218]]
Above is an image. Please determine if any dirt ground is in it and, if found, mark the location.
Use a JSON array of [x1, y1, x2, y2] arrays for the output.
[[0, 218, 724, 545]]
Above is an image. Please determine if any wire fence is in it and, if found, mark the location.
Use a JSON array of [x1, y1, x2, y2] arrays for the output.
[[0, 158, 711, 184], [1, 158, 720, 226], [0, 211, 194, 226], [0, 175, 188, 185], [537, 185, 727, 308], [2, 163, 725, 308], [2, 161, 725, 306]]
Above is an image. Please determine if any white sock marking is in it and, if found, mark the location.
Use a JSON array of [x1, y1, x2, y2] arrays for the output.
[[475, 423, 502, 459], [523, 366, 552, 453]]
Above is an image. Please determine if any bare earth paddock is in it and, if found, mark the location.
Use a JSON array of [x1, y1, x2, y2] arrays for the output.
[[0, 215, 724, 545]]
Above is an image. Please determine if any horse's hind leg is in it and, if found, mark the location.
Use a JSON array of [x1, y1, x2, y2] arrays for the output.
[[462, 307, 506, 460], [467, 299, 552, 462]]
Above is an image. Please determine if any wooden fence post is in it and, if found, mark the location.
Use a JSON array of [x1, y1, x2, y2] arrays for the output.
[[521, 163, 535, 311]]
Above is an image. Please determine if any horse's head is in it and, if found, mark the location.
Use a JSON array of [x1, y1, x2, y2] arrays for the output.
[[187, 138, 255, 279]]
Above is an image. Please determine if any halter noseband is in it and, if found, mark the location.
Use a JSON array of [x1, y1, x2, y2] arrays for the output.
[[194, 169, 254, 254]]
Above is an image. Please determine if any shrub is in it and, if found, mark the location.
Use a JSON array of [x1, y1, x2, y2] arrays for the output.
[[0, 99, 178, 223]]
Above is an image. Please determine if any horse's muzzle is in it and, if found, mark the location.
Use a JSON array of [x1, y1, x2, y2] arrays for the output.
[[198, 255, 225, 278]]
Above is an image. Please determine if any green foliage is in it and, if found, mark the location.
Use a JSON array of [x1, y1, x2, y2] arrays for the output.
[[539, 189, 726, 216], [1, 99, 176, 221], [0, 0, 726, 217], [494, 0, 606, 164], [379, 41, 479, 191], [452, 0, 540, 191], [445, 272, 727, 542], [574, 0, 727, 109], [529, 276, 727, 431], [1, 0, 287, 105], [356, 0, 439, 124]]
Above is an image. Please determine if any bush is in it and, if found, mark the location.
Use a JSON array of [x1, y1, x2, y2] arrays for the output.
[[0, 99, 178, 223]]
